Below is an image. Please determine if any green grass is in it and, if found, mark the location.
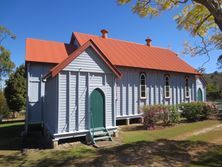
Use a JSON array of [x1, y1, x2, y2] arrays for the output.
[[0, 120, 222, 166], [121, 120, 221, 143], [188, 126, 222, 143]]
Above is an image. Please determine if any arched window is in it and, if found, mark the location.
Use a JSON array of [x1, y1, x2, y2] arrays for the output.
[[140, 73, 146, 98], [164, 75, 170, 98], [185, 76, 190, 98]]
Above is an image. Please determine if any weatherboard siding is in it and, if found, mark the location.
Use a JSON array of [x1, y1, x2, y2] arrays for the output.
[[56, 47, 116, 134], [64, 47, 111, 74], [116, 67, 197, 118], [44, 76, 58, 133], [27, 62, 55, 124]]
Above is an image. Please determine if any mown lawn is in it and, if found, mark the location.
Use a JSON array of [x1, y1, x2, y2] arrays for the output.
[[0, 120, 222, 166]]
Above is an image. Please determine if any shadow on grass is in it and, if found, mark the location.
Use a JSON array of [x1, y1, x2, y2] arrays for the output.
[[0, 122, 51, 151], [14, 140, 221, 167], [0, 123, 24, 150]]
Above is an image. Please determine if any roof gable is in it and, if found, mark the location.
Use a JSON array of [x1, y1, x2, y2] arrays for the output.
[[63, 47, 113, 73], [47, 40, 121, 78]]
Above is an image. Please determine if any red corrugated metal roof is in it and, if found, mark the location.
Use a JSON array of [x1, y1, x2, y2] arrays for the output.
[[26, 32, 199, 75], [73, 32, 199, 74], [26, 38, 76, 64]]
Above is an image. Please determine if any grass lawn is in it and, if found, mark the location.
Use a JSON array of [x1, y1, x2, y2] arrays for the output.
[[0, 120, 222, 166]]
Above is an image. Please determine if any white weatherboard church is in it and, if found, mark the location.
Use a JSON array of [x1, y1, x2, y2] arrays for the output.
[[25, 30, 206, 145]]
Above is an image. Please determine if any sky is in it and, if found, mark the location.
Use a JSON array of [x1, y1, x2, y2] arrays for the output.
[[0, 0, 221, 74]]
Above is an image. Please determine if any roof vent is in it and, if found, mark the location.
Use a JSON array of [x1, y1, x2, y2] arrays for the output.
[[101, 29, 108, 38], [145, 38, 152, 46]]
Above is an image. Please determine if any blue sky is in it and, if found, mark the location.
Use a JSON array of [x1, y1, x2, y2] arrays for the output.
[[1, 0, 220, 73]]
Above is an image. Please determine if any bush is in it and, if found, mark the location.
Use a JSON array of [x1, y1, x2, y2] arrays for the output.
[[180, 102, 217, 121], [142, 105, 180, 129], [202, 102, 218, 119], [169, 105, 180, 123], [142, 105, 158, 129], [0, 91, 10, 120]]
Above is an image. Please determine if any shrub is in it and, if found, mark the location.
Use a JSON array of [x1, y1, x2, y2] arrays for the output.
[[142, 105, 180, 129], [142, 105, 159, 129], [180, 102, 217, 121], [202, 102, 218, 119], [169, 105, 180, 123]]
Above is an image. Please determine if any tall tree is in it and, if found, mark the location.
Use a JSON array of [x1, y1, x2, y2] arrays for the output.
[[4, 65, 26, 115], [0, 26, 16, 89], [0, 90, 10, 119], [118, 0, 222, 70]]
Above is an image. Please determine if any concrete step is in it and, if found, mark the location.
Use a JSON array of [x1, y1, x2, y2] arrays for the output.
[[93, 131, 109, 136], [92, 127, 106, 132], [94, 135, 111, 141]]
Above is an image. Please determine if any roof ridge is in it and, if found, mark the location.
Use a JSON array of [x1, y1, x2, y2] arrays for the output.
[[73, 32, 174, 53]]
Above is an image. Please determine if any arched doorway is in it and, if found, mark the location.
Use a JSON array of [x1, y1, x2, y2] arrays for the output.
[[197, 88, 203, 102], [90, 88, 105, 129]]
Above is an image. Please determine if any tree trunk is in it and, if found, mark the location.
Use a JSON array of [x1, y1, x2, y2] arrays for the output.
[[194, 0, 222, 31], [13, 112, 17, 118]]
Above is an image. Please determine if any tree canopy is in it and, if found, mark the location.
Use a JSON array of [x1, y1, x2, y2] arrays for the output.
[[0, 46, 15, 82], [118, 0, 222, 70], [4, 64, 26, 112], [0, 26, 16, 89], [205, 71, 222, 100]]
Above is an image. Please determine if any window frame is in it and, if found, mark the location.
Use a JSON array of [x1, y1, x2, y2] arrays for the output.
[[164, 74, 171, 98], [185, 76, 190, 98], [140, 73, 147, 99]]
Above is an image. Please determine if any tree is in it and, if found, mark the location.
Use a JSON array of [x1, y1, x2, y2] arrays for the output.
[[4, 65, 26, 115], [0, 90, 10, 119], [204, 71, 222, 100], [206, 83, 220, 100], [0, 46, 15, 85], [118, 0, 222, 70], [0, 26, 16, 89]]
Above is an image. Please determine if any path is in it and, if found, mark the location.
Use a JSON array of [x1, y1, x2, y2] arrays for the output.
[[173, 123, 222, 141]]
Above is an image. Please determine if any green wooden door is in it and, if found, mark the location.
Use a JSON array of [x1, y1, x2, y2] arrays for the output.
[[90, 89, 105, 129], [198, 88, 203, 101]]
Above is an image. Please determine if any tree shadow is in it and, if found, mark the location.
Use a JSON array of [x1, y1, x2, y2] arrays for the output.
[[27, 139, 222, 167], [79, 140, 222, 167], [0, 122, 51, 151], [0, 138, 221, 166], [0, 123, 24, 150]]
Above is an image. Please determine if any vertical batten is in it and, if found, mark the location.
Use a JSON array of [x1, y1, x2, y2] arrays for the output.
[[126, 71, 129, 115], [159, 73, 163, 104], [177, 75, 180, 104], [57, 73, 60, 133], [87, 72, 90, 130], [132, 81, 135, 115], [120, 79, 123, 116], [146, 72, 149, 105], [192, 78, 194, 101], [112, 76, 116, 126], [76, 70, 80, 131], [175, 74, 178, 105], [67, 72, 71, 132], [180, 76, 183, 103], [150, 73, 154, 105], [154, 72, 157, 104]]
